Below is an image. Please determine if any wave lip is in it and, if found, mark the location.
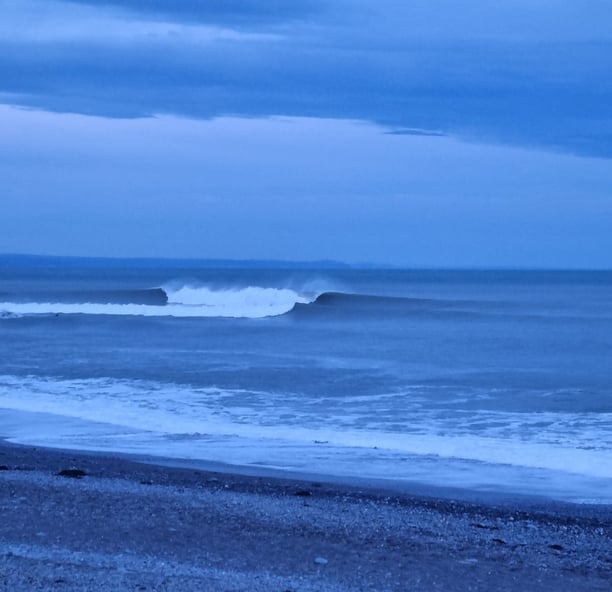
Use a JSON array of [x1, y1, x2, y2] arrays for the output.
[[163, 285, 317, 317], [0, 285, 319, 319]]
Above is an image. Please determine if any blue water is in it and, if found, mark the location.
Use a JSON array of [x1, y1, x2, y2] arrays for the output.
[[1, 262, 612, 502]]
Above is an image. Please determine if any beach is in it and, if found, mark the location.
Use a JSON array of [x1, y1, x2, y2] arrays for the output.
[[3, 0, 612, 587], [1, 440, 610, 592], [2, 266, 612, 590]]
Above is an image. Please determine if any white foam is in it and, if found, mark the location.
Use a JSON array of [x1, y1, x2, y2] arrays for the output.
[[0, 285, 317, 319], [1, 375, 611, 481]]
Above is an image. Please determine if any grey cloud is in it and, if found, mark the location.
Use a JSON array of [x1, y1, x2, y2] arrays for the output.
[[61, 0, 327, 27], [385, 129, 447, 137], [1, 1, 611, 158]]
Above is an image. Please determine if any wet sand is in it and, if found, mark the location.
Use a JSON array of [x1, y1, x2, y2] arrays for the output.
[[0, 440, 610, 591]]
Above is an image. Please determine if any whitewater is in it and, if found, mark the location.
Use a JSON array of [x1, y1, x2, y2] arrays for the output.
[[2, 263, 612, 503], [0, 285, 319, 318]]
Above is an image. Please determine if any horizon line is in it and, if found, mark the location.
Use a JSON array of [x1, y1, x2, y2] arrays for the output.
[[1, 252, 611, 272]]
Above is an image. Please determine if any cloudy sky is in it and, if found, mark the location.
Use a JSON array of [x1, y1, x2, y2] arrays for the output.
[[1, 0, 611, 267]]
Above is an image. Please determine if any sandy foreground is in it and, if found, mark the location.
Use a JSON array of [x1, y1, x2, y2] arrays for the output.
[[0, 440, 610, 592]]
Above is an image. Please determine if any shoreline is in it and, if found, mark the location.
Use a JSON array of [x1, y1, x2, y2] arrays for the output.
[[1, 439, 610, 591], [2, 407, 610, 508]]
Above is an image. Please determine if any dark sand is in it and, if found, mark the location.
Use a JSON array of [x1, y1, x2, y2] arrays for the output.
[[0, 440, 610, 591]]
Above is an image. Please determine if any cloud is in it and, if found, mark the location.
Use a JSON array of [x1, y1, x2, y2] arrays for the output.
[[0, 0, 611, 158], [385, 129, 447, 137], [61, 0, 327, 27], [2, 105, 612, 266]]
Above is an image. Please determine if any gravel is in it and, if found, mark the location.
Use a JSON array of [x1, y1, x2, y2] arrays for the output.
[[0, 441, 610, 591]]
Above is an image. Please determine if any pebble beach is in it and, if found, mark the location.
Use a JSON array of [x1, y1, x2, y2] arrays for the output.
[[1, 440, 610, 591]]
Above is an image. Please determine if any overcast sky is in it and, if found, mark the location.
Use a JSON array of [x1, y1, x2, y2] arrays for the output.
[[1, 0, 611, 267]]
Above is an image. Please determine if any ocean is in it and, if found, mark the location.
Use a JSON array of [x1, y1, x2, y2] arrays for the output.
[[1, 259, 611, 503]]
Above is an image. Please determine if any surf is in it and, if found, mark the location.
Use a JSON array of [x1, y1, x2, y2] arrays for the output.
[[0, 285, 321, 319]]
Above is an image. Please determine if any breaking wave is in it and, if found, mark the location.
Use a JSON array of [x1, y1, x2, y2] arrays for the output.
[[0, 285, 506, 321], [0, 285, 320, 319]]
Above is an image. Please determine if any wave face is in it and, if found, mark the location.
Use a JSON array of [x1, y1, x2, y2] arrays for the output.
[[0, 285, 319, 319], [0, 289, 505, 321]]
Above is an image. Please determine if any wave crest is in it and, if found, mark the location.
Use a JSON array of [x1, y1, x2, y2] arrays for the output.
[[163, 285, 317, 317], [0, 285, 319, 319]]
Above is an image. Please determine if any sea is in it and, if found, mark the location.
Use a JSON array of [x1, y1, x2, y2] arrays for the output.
[[1, 257, 611, 504]]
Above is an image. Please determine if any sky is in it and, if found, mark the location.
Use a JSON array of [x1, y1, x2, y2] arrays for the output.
[[1, 0, 611, 267]]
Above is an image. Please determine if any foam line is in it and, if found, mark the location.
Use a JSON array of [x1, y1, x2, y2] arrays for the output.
[[0, 285, 318, 319]]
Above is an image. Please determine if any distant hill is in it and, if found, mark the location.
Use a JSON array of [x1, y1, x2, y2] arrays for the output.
[[0, 253, 355, 270]]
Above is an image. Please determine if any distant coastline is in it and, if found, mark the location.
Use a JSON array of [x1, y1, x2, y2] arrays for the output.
[[2, 253, 612, 272], [0, 253, 356, 270]]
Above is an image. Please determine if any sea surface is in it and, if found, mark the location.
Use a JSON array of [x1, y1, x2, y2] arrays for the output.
[[1, 260, 611, 503]]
